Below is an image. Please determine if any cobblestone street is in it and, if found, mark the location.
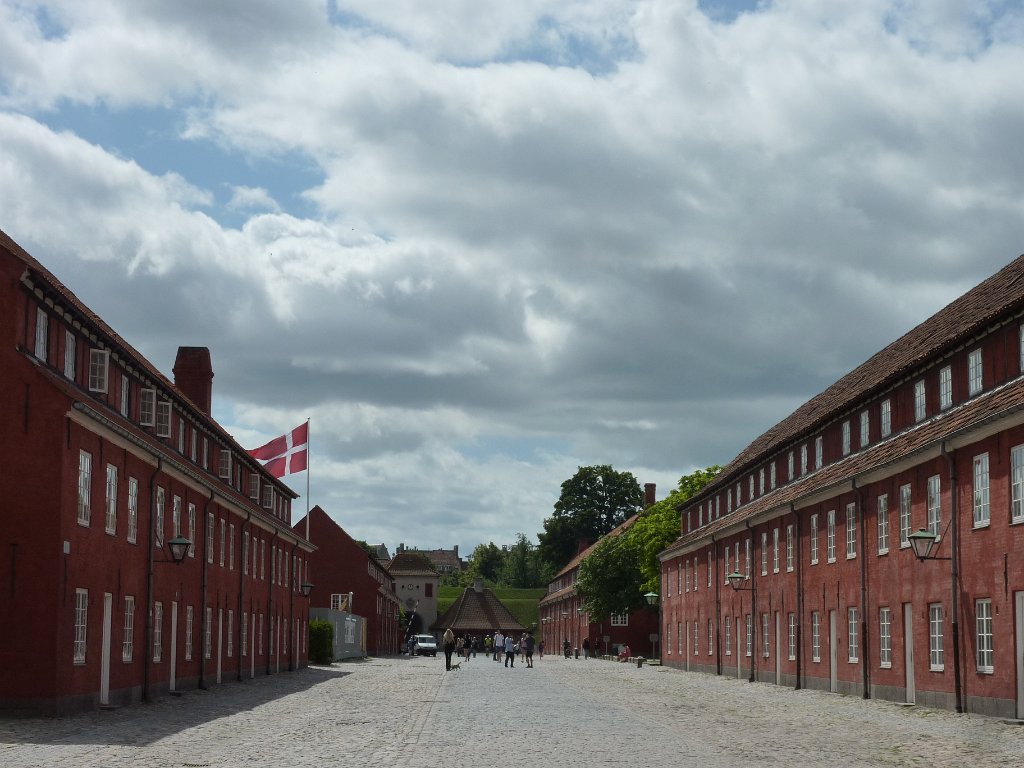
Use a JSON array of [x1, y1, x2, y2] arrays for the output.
[[2, 654, 1023, 767]]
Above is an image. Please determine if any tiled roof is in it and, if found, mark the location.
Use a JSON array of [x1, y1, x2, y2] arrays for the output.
[[552, 513, 642, 580], [387, 552, 438, 576], [432, 586, 526, 634], [699, 253, 1024, 501], [662, 374, 1024, 558]]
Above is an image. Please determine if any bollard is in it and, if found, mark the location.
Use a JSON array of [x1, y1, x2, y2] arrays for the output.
[[636, 657, 644, 668], [574, 647, 580, 659]]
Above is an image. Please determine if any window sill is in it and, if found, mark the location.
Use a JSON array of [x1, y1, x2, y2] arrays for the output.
[[976, 667, 994, 675], [827, 558, 837, 565], [930, 665, 945, 673], [846, 553, 857, 560], [811, 657, 821, 664], [972, 522, 990, 530], [848, 658, 859, 664], [880, 662, 892, 669]]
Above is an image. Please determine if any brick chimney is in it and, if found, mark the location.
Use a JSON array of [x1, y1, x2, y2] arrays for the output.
[[644, 483, 657, 508], [172, 346, 214, 415]]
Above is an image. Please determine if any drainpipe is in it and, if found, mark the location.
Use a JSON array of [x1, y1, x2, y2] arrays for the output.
[[289, 540, 297, 670], [143, 457, 163, 703], [852, 479, 870, 700], [237, 509, 251, 682], [745, 520, 757, 683], [267, 532, 279, 675], [712, 535, 721, 676], [940, 442, 964, 714], [199, 487, 214, 689], [793, 504, 802, 691]]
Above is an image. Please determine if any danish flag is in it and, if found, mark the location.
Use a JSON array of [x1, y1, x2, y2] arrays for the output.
[[248, 422, 308, 478]]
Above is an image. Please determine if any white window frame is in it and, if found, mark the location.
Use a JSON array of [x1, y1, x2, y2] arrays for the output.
[[127, 476, 138, 543], [708, 619, 713, 656], [762, 613, 770, 658], [185, 605, 194, 661], [249, 474, 260, 501], [172, 496, 181, 538], [104, 464, 117, 535], [772, 527, 779, 574], [220, 449, 232, 480], [155, 401, 172, 438], [220, 518, 226, 567], [968, 348, 983, 396], [800, 444, 808, 476], [786, 524, 794, 572], [879, 607, 892, 668], [229, 523, 235, 570], [73, 588, 88, 664], [848, 607, 859, 663], [899, 483, 912, 548], [842, 421, 851, 456], [745, 614, 752, 657], [975, 599, 993, 673], [929, 603, 944, 671], [119, 374, 130, 418], [154, 487, 165, 547], [139, 388, 155, 426], [153, 602, 163, 662], [927, 474, 942, 537], [724, 616, 731, 656], [859, 410, 869, 448], [77, 450, 92, 526], [881, 398, 892, 438], [973, 453, 990, 528], [89, 348, 109, 393], [826, 509, 836, 563], [34, 306, 48, 360], [206, 513, 215, 564], [1012, 444, 1024, 524], [745, 538, 751, 578], [64, 329, 76, 379], [787, 612, 796, 661], [770, 463, 776, 489], [846, 502, 857, 559], [205, 607, 213, 659], [761, 532, 768, 575], [877, 493, 889, 554], [227, 610, 234, 658], [123, 596, 135, 662], [914, 379, 926, 422], [788, 451, 794, 481], [810, 513, 819, 565], [939, 365, 952, 410], [188, 503, 196, 557], [815, 435, 823, 469], [610, 613, 629, 627], [811, 611, 821, 663]]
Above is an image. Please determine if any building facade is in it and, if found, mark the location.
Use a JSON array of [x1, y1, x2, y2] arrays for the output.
[[294, 505, 400, 656], [539, 484, 659, 658], [387, 552, 440, 636], [0, 229, 314, 715], [659, 254, 1024, 718]]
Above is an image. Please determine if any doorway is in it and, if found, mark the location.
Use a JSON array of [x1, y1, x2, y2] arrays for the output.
[[828, 610, 837, 693], [100, 593, 112, 705]]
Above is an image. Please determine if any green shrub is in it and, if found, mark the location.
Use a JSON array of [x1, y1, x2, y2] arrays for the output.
[[308, 619, 334, 664]]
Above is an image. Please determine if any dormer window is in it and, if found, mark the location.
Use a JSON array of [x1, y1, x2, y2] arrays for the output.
[[968, 349, 983, 395], [89, 349, 109, 393]]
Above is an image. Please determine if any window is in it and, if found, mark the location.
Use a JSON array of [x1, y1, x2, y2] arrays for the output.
[[788, 451, 795, 480], [263, 484, 274, 510], [975, 599, 993, 673], [178, 419, 185, 453], [154, 487, 165, 547], [708, 619, 713, 656], [762, 613, 770, 658], [745, 538, 751, 578], [846, 502, 857, 559], [968, 348, 983, 396], [745, 614, 752, 657], [243, 531, 250, 575], [800, 444, 808, 475], [188, 504, 196, 557], [185, 606, 193, 660], [727, 488, 733, 513], [202, 437, 209, 469], [788, 613, 796, 660], [611, 613, 629, 626], [786, 525, 794, 571], [724, 616, 731, 656], [939, 365, 952, 410], [929, 603, 944, 671], [190, 430, 197, 462], [684, 558, 690, 592], [229, 524, 235, 570], [759, 468, 765, 495], [258, 612, 264, 655], [860, 410, 869, 448], [927, 474, 941, 536], [848, 607, 859, 662], [153, 602, 163, 662], [104, 464, 117, 534], [206, 513, 215, 564], [770, 463, 777, 489], [249, 475, 260, 501], [77, 450, 92, 525], [127, 476, 138, 543], [772, 527, 779, 573], [139, 388, 155, 426], [34, 307, 48, 360], [815, 436, 823, 469], [241, 612, 248, 657], [973, 453, 990, 527], [261, 539, 266, 580], [155, 401, 171, 438], [748, 475, 754, 500], [1013, 445, 1024, 524], [914, 380, 926, 422], [842, 421, 851, 456], [64, 330, 76, 379], [761, 532, 768, 575], [220, 519, 226, 567], [724, 546, 731, 584], [881, 398, 892, 437], [811, 611, 821, 663], [877, 493, 889, 554], [227, 610, 234, 658], [205, 607, 213, 659], [172, 496, 181, 538], [899, 483, 912, 547], [119, 375, 130, 417], [826, 509, 836, 563], [693, 621, 699, 656], [219, 449, 232, 480], [810, 514, 819, 564], [123, 596, 135, 662], [879, 607, 892, 668], [73, 588, 88, 664], [89, 349, 109, 393]]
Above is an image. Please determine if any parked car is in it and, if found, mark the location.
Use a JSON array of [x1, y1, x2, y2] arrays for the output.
[[412, 634, 438, 656]]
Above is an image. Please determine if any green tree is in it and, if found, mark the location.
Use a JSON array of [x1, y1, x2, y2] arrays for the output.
[[467, 542, 504, 584], [574, 466, 721, 616], [538, 465, 643, 572], [499, 533, 551, 588]]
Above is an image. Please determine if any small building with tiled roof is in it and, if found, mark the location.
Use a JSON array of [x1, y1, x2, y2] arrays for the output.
[[394, 543, 464, 575], [433, 578, 526, 637], [387, 552, 440, 637], [539, 484, 659, 658], [659, 252, 1024, 719]]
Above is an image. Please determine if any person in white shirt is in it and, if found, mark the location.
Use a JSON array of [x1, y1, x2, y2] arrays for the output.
[[493, 630, 504, 661], [503, 633, 516, 667]]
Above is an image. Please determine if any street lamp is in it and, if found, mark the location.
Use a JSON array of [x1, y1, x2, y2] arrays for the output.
[[907, 529, 949, 561], [163, 535, 193, 564], [726, 570, 751, 591], [643, 592, 660, 661], [300, 581, 314, 597], [726, 569, 755, 683]]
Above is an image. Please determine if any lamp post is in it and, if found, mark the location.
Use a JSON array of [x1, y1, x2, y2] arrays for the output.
[[907, 527, 962, 713], [726, 570, 756, 683], [644, 591, 660, 661]]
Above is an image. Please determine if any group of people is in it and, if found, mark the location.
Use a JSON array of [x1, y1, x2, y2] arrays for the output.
[[440, 628, 538, 670]]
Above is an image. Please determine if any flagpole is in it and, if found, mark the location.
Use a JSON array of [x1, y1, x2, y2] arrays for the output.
[[305, 417, 311, 542]]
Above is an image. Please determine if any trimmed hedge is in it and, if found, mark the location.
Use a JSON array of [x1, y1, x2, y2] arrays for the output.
[[308, 619, 334, 664]]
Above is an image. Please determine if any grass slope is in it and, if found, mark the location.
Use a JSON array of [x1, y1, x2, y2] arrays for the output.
[[437, 586, 545, 630]]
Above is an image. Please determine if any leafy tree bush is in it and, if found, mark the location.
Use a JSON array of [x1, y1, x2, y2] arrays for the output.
[[308, 619, 334, 664]]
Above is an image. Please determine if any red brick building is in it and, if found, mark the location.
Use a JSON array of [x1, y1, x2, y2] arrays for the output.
[[539, 484, 659, 659], [293, 505, 400, 655], [0, 229, 314, 715], [660, 254, 1024, 718]]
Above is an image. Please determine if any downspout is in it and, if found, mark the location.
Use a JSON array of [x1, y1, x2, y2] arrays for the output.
[[745, 520, 757, 683], [143, 457, 162, 703], [289, 541, 297, 671], [712, 535, 721, 676], [199, 486, 214, 689], [793, 504, 802, 691], [237, 509, 251, 682], [852, 479, 870, 700], [940, 442, 964, 714], [267, 531, 279, 675]]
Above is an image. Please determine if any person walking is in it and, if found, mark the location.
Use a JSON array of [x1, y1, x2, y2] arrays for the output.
[[524, 631, 535, 668], [443, 628, 456, 671], [583, 637, 591, 660], [493, 630, 504, 661], [538, 639, 545, 659], [504, 632, 516, 667]]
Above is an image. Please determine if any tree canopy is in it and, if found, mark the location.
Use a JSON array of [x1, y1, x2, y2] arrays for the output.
[[574, 466, 721, 619], [537, 465, 643, 572]]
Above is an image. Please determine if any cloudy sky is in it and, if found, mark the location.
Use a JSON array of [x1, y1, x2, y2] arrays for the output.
[[2, 0, 1023, 557]]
